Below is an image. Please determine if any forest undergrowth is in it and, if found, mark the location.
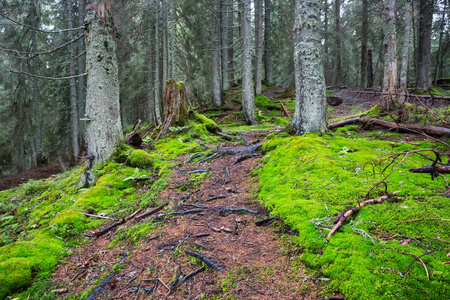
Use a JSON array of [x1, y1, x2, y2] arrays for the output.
[[0, 85, 449, 299]]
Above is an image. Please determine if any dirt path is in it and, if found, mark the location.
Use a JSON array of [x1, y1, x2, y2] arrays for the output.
[[53, 130, 321, 299]]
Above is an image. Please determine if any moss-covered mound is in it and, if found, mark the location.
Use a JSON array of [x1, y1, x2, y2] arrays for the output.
[[258, 128, 449, 299]]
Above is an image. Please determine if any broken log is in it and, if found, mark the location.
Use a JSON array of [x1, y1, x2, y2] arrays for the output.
[[328, 117, 360, 129], [327, 192, 399, 239], [409, 165, 450, 174], [185, 250, 224, 270], [125, 119, 143, 148]]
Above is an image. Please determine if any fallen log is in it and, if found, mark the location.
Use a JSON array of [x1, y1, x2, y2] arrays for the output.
[[327, 192, 400, 239], [134, 200, 170, 220], [328, 117, 360, 129], [185, 250, 224, 270], [409, 165, 450, 174]]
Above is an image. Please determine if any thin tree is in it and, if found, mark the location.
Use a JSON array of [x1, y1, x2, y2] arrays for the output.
[[264, 0, 272, 84], [154, 0, 162, 125], [334, 0, 342, 86], [255, 0, 263, 95], [292, 0, 327, 135], [360, 0, 368, 88], [399, 1, 412, 90], [84, 0, 123, 165], [417, 0, 433, 89], [147, 1, 155, 123], [212, 0, 222, 106], [242, 0, 255, 124], [221, 0, 230, 91], [77, 0, 86, 133], [227, 0, 234, 86], [30, 0, 41, 166]]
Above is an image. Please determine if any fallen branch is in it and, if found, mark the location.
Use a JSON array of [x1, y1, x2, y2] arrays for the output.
[[198, 195, 228, 204], [123, 176, 154, 181], [255, 216, 280, 226], [327, 192, 400, 239], [78, 212, 113, 220], [185, 250, 224, 270], [212, 206, 257, 214], [185, 153, 205, 163], [93, 218, 126, 237], [180, 265, 206, 284], [223, 167, 230, 186], [196, 144, 262, 164], [409, 165, 450, 174], [173, 169, 209, 175], [134, 200, 170, 220], [403, 248, 450, 278]]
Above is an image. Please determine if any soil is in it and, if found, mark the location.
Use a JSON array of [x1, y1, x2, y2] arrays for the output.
[[52, 130, 338, 299], [0, 164, 62, 191]]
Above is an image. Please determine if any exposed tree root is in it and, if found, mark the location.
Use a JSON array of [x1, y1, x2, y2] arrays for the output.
[[196, 143, 262, 164], [255, 216, 280, 226], [185, 250, 224, 270], [232, 153, 262, 165]]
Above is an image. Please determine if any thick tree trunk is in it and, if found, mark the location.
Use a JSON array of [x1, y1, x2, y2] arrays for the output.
[[77, 0, 86, 127], [30, 0, 40, 166], [154, 0, 162, 125], [433, 3, 446, 85], [264, 0, 272, 84], [400, 1, 412, 90], [147, 1, 155, 123], [381, 0, 398, 111], [417, 0, 433, 89], [242, 0, 255, 124], [334, 0, 342, 86], [159, 80, 190, 137], [170, 0, 177, 80], [162, 0, 169, 90], [84, 0, 123, 165], [292, 0, 327, 135], [220, 0, 229, 91], [227, 0, 234, 86], [67, 0, 79, 161], [254, 0, 263, 95], [360, 0, 368, 88], [212, 0, 222, 106]]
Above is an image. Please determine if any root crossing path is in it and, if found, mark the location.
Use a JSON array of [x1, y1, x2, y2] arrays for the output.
[[54, 130, 320, 299]]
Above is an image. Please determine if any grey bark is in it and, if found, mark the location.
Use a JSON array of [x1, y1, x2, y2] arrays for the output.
[[147, 1, 155, 123], [400, 1, 411, 90], [292, 0, 327, 135], [367, 49, 374, 87], [67, 0, 79, 160], [334, 0, 342, 86], [30, 0, 40, 166], [417, 0, 433, 89], [84, 1, 123, 165], [242, 0, 255, 124], [162, 0, 169, 88], [360, 0, 368, 88], [264, 0, 272, 84], [227, 0, 234, 86], [77, 0, 86, 136], [170, 0, 177, 80], [433, 2, 447, 84], [212, 0, 222, 106], [221, 0, 230, 91], [154, 0, 162, 124], [255, 0, 263, 95]]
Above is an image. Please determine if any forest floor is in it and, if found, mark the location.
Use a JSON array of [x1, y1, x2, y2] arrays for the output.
[[0, 164, 62, 191]]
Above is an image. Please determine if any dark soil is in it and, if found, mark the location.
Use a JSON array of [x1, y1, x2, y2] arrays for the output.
[[0, 164, 62, 191]]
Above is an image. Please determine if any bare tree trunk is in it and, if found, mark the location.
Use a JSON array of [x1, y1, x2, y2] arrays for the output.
[[264, 0, 272, 84], [367, 49, 374, 87], [292, 0, 327, 135], [84, 0, 123, 165], [400, 1, 412, 90], [227, 0, 234, 86], [417, 0, 433, 89], [154, 0, 162, 125], [412, 1, 418, 85], [147, 1, 155, 123], [242, 0, 255, 124], [212, 0, 222, 106], [162, 0, 169, 89], [255, 0, 263, 95], [67, 0, 79, 161], [381, 0, 398, 112], [221, 0, 229, 91], [78, 0, 86, 146], [334, 0, 342, 86], [170, 0, 177, 80], [360, 0, 368, 88], [30, 0, 40, 166], [433, 2, 447, 85], [323, 0, 330, 84]]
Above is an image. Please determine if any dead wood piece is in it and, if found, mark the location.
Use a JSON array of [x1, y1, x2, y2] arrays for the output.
[[223, 167, 230, 186], [125, 176, 154, 181], [216, 131, 240, 141], [173, 169, 209, 175], [125, 208, 142, 221], [221, 226, 233, 233], [185, 153, 205, 163], [268, 96, 291, 119], [207, 223, 221, 232], [196, 143, 262, 164], [148, 209, 206, 223], [213, 206, 257, 214], [409, 165, 450, 174], [237, 131, 250, 146], [195, 233, 210, 238], [328, 118, 360, 129], [125, 119, 143, 148], [185, 250, 224, 270], [255, 216, 280, 226], [231, 153, 262, 165], [327, 193, 398, 239], [199, 195, 228, 204], [78, 212, 113, 220], [180, 265, 206, 284], [403, 247, 450, 278], [135, 200, 170, 220], [326, 96, 344, 106], [51, 288, 68, 294], [94, 218, 126, 237], [169, 268, 183, 291]]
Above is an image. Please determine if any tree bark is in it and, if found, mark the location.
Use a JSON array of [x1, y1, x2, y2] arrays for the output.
[[255, 0, 263, 95], [264, 0, 272, 84], [67, 0, 80, 161], [400, 1, 412, 90], [77, 0, 86, 139], [417, 0, 433, 89], [227, 0, 234, 86], [212, 0, 222, 106], [381, 0, 398, 111], [242, 0, 255, 124], [162, 0, 169, 90], [147, 1, 155, 123], [360, 0, 368, 88], [334, 0, 342, 86], [30, 0, 41, 166], [367, 49, 374, 87], [170, 0, 177, 80], [84, 0, 123, 165], [220, 0, 229, 91], [292, 0, 327, 135], [433, 2, 447, 85], [154, 0, 162, 125]]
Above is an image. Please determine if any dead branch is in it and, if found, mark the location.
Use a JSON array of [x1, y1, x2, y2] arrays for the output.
[[199, 195, 228, 203], [337, 88, 450, 101], [180, 265, 206, 284], [409, 165, 450, 174], [196, 143, 262, 164], [255, 216, 280, 226], [268, 96, 291, 119], [327, 192, 400, 239], [173, 169, 209, 175], [232, 153, 262, 165], [10, 70, 87, 80], [403, 248, 450, 278], [185, 250, 224, 270], [223, 167, 230, 186], [135, 200, 170, 220], [0, 12, 85, 33], [212, 206, 257, 214], [93, 218, 126, 237], [185, 153, 205, 163], [124, 176, 154, 181]]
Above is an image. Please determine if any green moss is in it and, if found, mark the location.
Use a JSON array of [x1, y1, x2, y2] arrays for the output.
[[125, 149, 157, 169], [255, 95, 280, 110], [259, 129, 449, 299], [110, 222, 159, 247], [112, 143, 134, 163], [195, 112, 221, 133]]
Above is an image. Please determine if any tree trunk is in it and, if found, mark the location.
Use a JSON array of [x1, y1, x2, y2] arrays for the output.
[[67, 0, 80, 161], [264, 0, 272, 84], [381, 0, 398, 111], [360, 0, 368, 88], [158, 79, 190, 137], [254, 0, 263, 95], [147, 1, 155, 123], [154, 0, 162, 125], [242, 0, 255, 124], [323, 0, 330, 85], [334, 0, 342, 86], [367, 49, 374, 87], [292, 0, 327, 135], [170, 0, 177, 80], [162, 0, 169, 90], [227, 0, 234, 86], [400, 1, 412, 90], [212, 0, 222, 106], [84, 0, 123, 165], [433, 2, 447, 85], [30, 0, 40, 166], [221, 0, 229, 91], [78, 0, 86, 146], [417, 0, 433, 89]]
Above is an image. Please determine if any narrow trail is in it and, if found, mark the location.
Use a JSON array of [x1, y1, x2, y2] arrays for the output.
[[54, 130, 319, 299]]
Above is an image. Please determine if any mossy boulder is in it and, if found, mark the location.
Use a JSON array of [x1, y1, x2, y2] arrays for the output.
[[194, 112, 221, 133], [125, 150, 155, 169], [112, 144, 134, 163]]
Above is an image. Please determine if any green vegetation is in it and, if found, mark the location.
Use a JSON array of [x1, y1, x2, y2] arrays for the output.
[[258, 128, 450, 299]]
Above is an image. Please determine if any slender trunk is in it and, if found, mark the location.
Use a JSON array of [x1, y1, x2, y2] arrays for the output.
[[264, 0, 272, 84], [242, 0, 255, 124], [212, 0, 222, 106], [77, 0, 86, 129], [238, 0, 244, 80], [323, 0, 329, 84], [367, 49, 374, 87], [417, 0, 433, 89], [162, 0, 168, 89], [400, 1, 412, 90], [67, 0, 79, 160], [227, 0, 234, 86], [148, 2, 155, 123], [170, 0, 177, 80], [30, 0, 40, 166], [85, 0, 123, 165], [360, 0, 368, 88], [255, 0, 263, 95], [433, 2, 447, 85], [412, 1, 418, 85], [221, 0, 229, 91], [154, 0, 162, 124], [334, 0, 342, 86], [292, 0, 327, 135]]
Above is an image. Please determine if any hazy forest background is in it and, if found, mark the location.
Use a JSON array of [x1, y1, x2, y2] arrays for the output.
[[0, 0, 449, 176]]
